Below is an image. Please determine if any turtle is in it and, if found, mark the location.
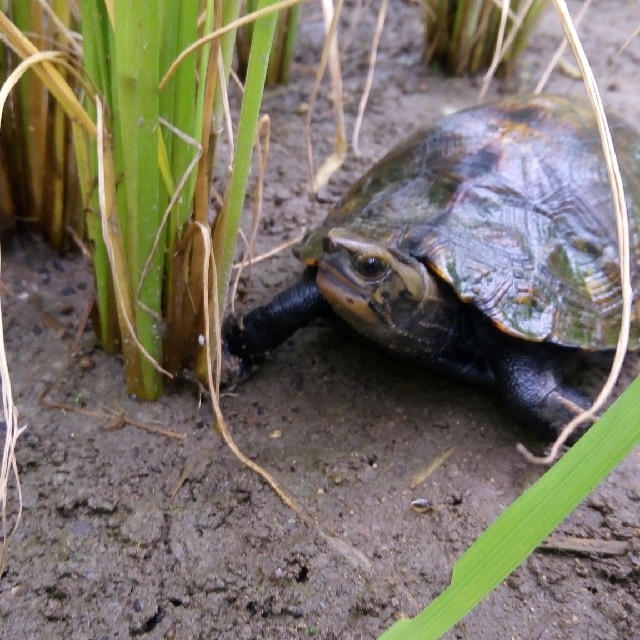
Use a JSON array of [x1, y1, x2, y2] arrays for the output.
[[224, 94, 640, 439]]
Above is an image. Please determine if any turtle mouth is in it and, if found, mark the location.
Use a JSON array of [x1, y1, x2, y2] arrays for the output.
[[316, 261, 378, 324]]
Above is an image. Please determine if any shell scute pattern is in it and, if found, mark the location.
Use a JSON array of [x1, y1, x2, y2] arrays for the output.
[[297, 94, 640, 350]]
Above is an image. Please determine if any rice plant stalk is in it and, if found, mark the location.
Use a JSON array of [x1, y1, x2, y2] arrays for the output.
[[109, 1, 163, 397], [48, 0, 74, 248], [157, 0, 207, 375], [267, 3, 300, 85], [205, 0, 281, 383], [170, 0, 223, 376], [79, 0, 119, 352], [424, 0, 548, 77], [12, 1, 46, 230], [237, 0, 300, 86], [1, 1, 301, 398]]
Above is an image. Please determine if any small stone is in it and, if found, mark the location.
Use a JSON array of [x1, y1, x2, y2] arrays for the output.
[[410, 498, 433, 514], [283, 605, 304, 619], [79, 356, 95, 371], [87, 495, 117, 514]]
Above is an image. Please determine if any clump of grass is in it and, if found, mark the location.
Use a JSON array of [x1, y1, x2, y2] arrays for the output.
[[0, 0, 301, 399], [0, 0, 301, 567], [0, 4, 84, 249], [423, 0, 548, 77]]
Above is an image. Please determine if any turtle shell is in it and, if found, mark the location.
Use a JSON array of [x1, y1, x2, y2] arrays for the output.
[[297, 94, 640, 350]]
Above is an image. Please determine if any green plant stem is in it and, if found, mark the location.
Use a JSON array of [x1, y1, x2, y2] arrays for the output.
[[162, 0, 199, 251], [277, 4, 300, 84], [79, 0, 119, 352], [211, 0, 279, 318], [114, 0, 162, 398]]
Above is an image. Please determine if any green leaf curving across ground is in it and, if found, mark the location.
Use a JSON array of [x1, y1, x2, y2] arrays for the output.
[[380, 374, 640, 640]]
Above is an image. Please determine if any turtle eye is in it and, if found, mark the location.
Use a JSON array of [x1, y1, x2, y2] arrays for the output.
[[354, 254, 389, 280]]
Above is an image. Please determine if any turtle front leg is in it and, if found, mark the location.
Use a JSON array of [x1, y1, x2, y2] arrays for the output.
[[224, 273, 331, 366], [488, 340, 592, 440]]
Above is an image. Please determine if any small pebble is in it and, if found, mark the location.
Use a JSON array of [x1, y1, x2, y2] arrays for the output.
[[79, 356, 95, 371], [283, 605, 304, 619], [410, 498, 434, 514]]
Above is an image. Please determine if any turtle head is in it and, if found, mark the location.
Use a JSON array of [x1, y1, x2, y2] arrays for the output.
[[315, 228, 450, 351]]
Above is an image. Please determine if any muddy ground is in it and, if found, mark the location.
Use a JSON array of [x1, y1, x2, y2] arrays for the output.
[[2, 1, 640, 638]]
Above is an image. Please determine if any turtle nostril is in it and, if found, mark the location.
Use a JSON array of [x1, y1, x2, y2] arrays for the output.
[[322, 235, 336, 253]]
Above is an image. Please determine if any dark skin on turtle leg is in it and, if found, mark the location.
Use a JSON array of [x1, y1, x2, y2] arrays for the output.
[[225, 272, 331, 366], [225, 275, 593, 439], [486, 337, 592, 440]]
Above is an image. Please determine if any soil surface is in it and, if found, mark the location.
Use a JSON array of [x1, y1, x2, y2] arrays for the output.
[[2, 2, 640, 638]]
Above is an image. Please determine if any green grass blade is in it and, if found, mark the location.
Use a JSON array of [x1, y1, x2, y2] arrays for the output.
[[276, 4, 300, 84], [113, 0, 162, 397], [211, 0, 280, 315], [159, 0, 199, 247], [79, 0, 118, 350], [379, 376, 640, 640]]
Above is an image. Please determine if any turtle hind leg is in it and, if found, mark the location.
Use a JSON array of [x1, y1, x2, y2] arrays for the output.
[[488, 340, 592, 440], [224, 274, 331, 366]]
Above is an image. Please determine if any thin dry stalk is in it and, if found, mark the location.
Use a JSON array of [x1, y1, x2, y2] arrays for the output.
[[35, 0, 83, 57], [409, 447, 455, 489], [231, 233, 305, 271], [534, 0, 591, 93], [195, 221, 303, 513], [218, 48, 236, 160], [160, 0, 304, 91], [0, 248, 27, 571], [0, 49, 72, 568], [305, 0, 347, 193], [200, 232, 374, 571], [478, 0, 537, 101], [519, 0, 631, 464], [230, 115, 271, 315], [610, 25, 640, 70], [351, 0, 387, 155], [477, 0, 511, 100], [0, 51, 63, 119]]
